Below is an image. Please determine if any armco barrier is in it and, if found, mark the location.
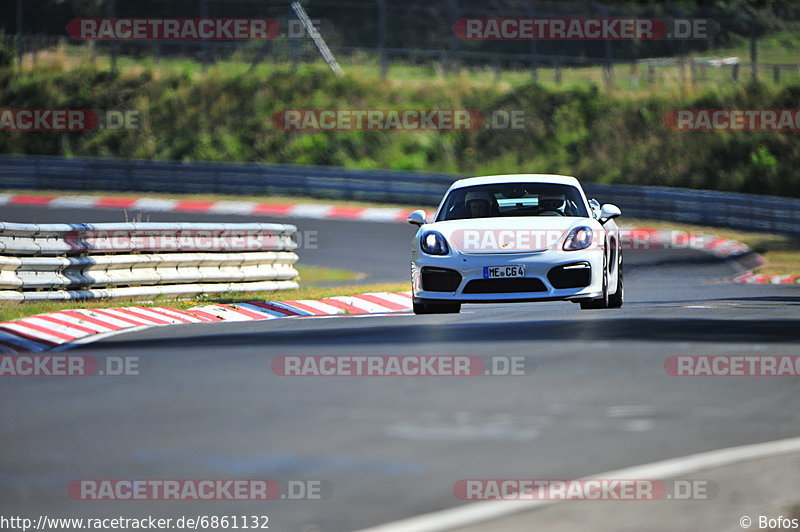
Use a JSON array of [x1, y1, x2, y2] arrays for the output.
[[0, 154, 455, 206], [0, 222, 299, 301], [1, 155, 799, 236], [581, 183, 800, 237]]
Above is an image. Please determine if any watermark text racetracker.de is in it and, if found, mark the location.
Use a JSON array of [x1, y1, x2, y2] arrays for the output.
[[65, 228, 318, 251], [66, 17, 326, 40], [0, 109, 141, 131], [272, 109, 527, 131], [271, 355, 533, 376], [447, 228, 725, 253], [664, 109, 800, 131], [453, 18, 716, 40], [0, 355, 140, 377], [68, 18, 279, 40], [68, 479, 331, 501], [665, 355, 800, 377], [454, 478, 718, 501]]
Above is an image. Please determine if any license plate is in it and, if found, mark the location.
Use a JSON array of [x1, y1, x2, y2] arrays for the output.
[[483, 265, 525, 279]]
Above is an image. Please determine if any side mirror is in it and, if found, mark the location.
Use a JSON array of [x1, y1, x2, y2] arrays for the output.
[[599, 204, 621, 224], [588, 199, 601, 218], [407, 209, 427, 226]]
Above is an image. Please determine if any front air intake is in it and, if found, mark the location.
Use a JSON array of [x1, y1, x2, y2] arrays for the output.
[[463, 278, 547, 294], [421, 267, 462, 292], [548, 262, 592, 289]]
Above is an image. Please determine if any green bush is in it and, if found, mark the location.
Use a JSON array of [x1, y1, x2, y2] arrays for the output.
[[0, 32, 14, 68], [1, 65, 799, 197]]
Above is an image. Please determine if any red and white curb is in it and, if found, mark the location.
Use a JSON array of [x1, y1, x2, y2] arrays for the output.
[[730, 272, 800, 285], [621, 227, 754, 259], [0, 292, 412, 354], [0, 193, 417, 223], [624, 227, 771, 283], [642, 227, 798, 285]]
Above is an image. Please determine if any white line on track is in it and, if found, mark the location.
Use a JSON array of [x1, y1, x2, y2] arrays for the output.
[[353, 435, 800, 532]]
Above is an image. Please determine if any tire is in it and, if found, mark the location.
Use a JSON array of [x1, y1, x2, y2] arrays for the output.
[[580, 253, 610, 310], [413, 301, 461, 314], [607, 257, 624, 309]]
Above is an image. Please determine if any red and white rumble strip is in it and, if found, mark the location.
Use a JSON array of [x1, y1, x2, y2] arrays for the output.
[[730, 272, 800, 285], [0, 193, 415, 223], [0, 292, 412, 354], [638, 228, 796, 284]]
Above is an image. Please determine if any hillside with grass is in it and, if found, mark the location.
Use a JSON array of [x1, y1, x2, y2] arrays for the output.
[[1, 51, 799, 197]]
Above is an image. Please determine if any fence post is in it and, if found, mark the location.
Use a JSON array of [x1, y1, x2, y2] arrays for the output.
[[15, 0, 23, 65], [377, 0, 387, 79], [732, 63, 739, 81], [200, 0, 210, 69], [108, 0, 117, 73], [555, 62, 562, 85], [667, 3, 688, 89], [448, 0, 460, 74], [526, 2, 538, 82], [604, 63, 613, 91], [773, 65, 779, 83], [590, 1, 613, 90], [750, 18, 758, 80], [743, 6, 758, 80]]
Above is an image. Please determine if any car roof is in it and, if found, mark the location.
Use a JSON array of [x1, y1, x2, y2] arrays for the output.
[[449, 174, 582, 189]]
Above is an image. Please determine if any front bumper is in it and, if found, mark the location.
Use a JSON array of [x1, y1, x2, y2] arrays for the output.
[[411, 249, 603, 303]]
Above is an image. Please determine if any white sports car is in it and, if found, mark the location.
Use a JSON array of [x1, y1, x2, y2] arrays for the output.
[[408, 174, 623, 314]]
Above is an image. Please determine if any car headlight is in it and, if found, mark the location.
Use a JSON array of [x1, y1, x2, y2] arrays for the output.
[[563, 226, 593, 251], [420, 231, 449, 255]]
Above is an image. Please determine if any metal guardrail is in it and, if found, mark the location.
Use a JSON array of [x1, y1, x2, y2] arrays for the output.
[[580, 183, 800, 237], [0, 221, 300, 301], [1, 155, 799, 237], [0, 221, 298, 255], [0, 155, 455, 206]]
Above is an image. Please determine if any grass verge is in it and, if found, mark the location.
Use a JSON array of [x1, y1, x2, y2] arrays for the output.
[[0, 264, 403, 323], [295, 264, 364, 283]]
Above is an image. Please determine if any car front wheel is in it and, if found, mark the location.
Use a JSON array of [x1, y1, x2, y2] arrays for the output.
[[607, 258, 623, 308], [580, 253, 611, 310]]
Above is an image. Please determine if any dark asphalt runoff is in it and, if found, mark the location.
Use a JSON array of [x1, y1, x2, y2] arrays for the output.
[[1, 204, 799, 531]]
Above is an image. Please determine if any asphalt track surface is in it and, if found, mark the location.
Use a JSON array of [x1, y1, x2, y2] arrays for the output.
[[2, 205, 800, 531]]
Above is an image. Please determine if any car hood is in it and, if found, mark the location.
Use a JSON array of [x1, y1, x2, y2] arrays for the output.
[[425, 216, 596, 254]]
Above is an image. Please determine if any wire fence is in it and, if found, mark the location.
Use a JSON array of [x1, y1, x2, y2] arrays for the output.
[[4, 0, 800, 90]]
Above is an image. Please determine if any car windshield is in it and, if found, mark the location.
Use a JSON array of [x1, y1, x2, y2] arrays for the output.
[[436, 183, 589, 221]]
